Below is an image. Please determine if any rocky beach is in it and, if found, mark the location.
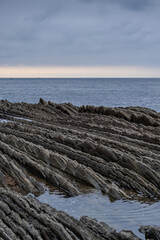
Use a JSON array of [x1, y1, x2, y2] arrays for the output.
[[0, 99, 160, 240]]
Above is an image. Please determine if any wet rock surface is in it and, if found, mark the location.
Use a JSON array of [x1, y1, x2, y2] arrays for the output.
[[0, 188, 141, 240], [139, 226, 160, 240], [0, 99, 160, 239]]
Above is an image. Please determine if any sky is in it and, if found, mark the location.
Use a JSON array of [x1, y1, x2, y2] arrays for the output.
[[0, 0, 160, 77]]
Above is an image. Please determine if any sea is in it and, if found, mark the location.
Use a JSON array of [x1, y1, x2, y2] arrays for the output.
[[1, 77, 160, 239], [0, 78, 160, 111]]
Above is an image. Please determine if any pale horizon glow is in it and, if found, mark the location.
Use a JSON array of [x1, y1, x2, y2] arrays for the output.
[[0, 66, 160, 78]]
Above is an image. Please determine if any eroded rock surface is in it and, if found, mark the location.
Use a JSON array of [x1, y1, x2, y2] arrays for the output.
[[0, 99, 160, 200], [139, 226, 160, 240], [0, 188, 141, 240], [0, 99, 160, 239]]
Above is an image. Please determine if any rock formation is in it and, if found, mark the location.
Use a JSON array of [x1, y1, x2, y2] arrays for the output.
[[0, 99, 160, 239]]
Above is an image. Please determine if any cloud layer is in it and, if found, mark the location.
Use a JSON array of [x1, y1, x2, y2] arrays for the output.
[[0, 0, 160, 67]]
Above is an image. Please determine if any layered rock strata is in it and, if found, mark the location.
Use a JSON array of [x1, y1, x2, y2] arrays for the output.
[[0, 99, 160, 200], [0, 188, 142, 240], [0, 99, 160, 239]]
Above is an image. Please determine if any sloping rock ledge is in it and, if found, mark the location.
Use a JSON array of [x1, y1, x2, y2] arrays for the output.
[[0, 99, 160, 239]]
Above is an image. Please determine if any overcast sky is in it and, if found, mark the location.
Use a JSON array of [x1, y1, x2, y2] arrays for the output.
[[0, 0, 160, 76]]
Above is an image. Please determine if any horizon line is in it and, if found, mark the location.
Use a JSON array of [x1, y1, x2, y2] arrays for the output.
[[0, 66, 160, 78], [1, 77, 160, 79]]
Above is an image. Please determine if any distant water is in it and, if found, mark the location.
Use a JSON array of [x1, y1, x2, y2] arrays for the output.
[[0, 78, 160, 111]]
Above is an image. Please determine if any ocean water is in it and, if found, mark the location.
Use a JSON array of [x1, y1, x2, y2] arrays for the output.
[[0, 78, 160, 111]]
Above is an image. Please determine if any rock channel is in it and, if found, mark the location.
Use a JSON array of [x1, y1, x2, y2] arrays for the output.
[[0, 99, 160, 239]]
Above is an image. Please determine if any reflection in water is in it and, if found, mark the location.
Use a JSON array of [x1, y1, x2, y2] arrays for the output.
[[9, 115, 33, 122], [0, 119, 11, 123], [0, 115, 33, 123], [37, 189, 160, 239]]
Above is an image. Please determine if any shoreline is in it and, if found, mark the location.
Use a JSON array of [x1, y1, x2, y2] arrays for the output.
[[0, 99, 160, 239]]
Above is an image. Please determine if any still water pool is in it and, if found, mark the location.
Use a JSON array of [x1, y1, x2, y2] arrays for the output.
[[37, 189, 160, 239]]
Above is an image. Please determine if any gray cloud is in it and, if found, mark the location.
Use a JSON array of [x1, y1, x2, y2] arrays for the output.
[[0, 0, 160, 67], [112, 0, 152, 10], [78, 0, 153, 10]]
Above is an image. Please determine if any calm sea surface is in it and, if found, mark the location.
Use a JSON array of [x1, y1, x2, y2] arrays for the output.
[[1, 78, 160, 239], [0, 78, 160, 111]]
